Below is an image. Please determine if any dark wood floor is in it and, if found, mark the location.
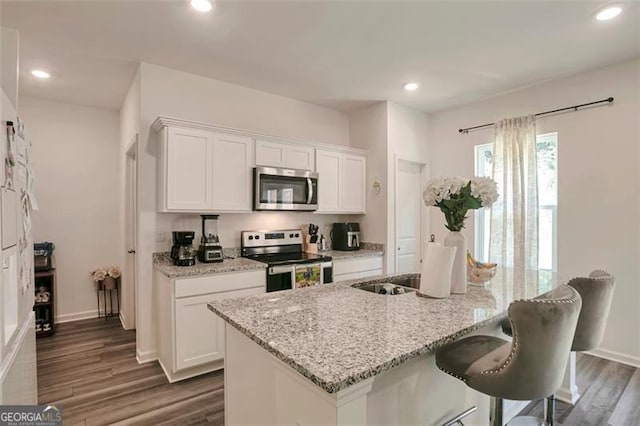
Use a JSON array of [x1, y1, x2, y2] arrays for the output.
[[38, 318, 639, 426], [36, 318, 224, 425]]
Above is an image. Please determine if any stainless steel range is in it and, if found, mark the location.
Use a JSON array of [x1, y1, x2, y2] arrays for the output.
[[241, 229, 333, 292]]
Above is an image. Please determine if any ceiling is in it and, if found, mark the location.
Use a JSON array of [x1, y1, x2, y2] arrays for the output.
[[1, 1, 639, 112]]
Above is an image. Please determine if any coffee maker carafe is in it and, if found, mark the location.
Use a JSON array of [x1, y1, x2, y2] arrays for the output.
[[198, 215, 223, 263], [331, 223, 361, 251], [170, 231, 197, 266]]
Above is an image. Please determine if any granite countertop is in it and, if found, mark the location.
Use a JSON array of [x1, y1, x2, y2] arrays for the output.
[[208, 269, 558, 394], [153, 252, 266, 278], [324, 249, 383, 260]]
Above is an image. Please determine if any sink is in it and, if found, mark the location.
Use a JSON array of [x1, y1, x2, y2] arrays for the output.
[[389, 276, 421, 289], [354, 282, 416, 295]]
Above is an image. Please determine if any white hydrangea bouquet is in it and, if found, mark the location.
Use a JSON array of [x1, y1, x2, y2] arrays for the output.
[[423, 176, 499, 231]]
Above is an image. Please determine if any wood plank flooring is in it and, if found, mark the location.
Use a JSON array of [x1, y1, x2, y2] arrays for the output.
[[37, 318, 224, 425], [38, 318, 639, 425], [517, 353, 640, 425]]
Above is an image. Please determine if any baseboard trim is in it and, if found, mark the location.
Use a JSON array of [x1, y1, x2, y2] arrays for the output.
[[586, 347, 640, 368], [136, 349, 157, 364], [556, 386, 580, 405], [56, 309, 99, 323]]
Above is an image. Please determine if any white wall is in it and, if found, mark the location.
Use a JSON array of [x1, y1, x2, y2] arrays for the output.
[[428, 59, 640, 364], [21, 96, 121, 322], [349, 102, 388, 245], [386, 102, 429, 273], [131, 63, 353, 360]]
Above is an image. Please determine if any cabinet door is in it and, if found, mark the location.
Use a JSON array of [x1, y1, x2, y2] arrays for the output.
[[175, 286, 263, 371], [165, 127, 212, 211], [211, 133, 253, 211], [315, 150, 341, 212], [286, 145, 315, 171], [341, 154, 366, 213], [255, 140, 287, 168], [175, 293, 224, 370]]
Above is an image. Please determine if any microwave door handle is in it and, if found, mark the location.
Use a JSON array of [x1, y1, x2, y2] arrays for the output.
[[307, 178, 313, 204]]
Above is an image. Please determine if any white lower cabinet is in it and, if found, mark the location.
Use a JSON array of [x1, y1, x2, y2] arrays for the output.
[[333, 256, 384, 282], [155, 268, 265, 382]]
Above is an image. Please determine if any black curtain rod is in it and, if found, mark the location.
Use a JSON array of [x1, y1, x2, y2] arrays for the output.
[[458, 97, 614, 134]]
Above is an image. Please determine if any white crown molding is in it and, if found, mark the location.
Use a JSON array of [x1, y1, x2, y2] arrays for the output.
[[151, 115, 368, 156]]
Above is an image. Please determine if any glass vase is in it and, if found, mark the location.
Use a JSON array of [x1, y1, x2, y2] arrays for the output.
[[444, 231, 467, 294]]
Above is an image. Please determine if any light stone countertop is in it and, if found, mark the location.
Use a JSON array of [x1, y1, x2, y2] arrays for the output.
[[153, 252, 266, 278], [321, 248, 383, 260], [208, 269, 558, 394]]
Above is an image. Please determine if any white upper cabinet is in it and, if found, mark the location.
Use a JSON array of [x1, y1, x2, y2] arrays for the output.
[[164, 127, 212, 211], [155, 121, 253, 212], [211, 133, 253, 211], [153, 117, 366, 214], [255, 140, 315, 171], [316, 149, 366, 214], [341, 154, 366, 213]]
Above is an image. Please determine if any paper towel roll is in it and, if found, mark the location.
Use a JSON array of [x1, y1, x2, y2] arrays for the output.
[[419, 242, 457, 298]]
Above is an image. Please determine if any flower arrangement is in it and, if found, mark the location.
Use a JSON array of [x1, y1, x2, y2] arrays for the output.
[[91, 266, 121, 283], [423, 176, 499, 232]]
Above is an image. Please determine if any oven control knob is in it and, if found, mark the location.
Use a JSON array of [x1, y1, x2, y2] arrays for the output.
[[295, 233, 300, 238], [248, 236, 254, 240], [289, 233, 294, 238], [255, 235, 260, 240]]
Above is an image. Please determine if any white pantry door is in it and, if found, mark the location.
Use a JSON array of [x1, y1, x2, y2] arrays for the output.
[[395, 159, 424, 273], [124, 135, 138, 330]]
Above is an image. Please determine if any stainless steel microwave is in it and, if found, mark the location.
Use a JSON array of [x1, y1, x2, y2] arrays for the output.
[[254, 167, 318, 211]]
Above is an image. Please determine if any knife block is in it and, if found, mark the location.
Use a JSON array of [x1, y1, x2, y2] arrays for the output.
[[301, 227, 318, 254]]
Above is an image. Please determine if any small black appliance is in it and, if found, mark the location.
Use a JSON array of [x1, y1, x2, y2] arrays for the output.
[[171, 231, 196, 266], [331, 223, 360, 251]]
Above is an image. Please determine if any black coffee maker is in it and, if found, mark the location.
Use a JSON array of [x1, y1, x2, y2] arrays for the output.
[[331, 223, 360, 251], [171, 231, 197, 266]]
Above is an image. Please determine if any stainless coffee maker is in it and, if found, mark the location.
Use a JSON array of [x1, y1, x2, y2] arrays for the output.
[[331, 223, 360, 251]]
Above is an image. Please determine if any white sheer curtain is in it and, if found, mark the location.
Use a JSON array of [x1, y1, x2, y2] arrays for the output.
[[489, 115, 539, 273]]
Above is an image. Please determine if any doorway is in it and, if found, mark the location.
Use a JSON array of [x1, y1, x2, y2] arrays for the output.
[[394, 157, 427, 273], [123, 135, 138, 330]]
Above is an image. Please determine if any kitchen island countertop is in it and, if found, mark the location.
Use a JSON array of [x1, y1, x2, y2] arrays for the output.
[[208, 269, 558, 394]]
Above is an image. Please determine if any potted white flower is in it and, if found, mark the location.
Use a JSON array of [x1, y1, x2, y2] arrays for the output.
[[423, 176, 498, 293]]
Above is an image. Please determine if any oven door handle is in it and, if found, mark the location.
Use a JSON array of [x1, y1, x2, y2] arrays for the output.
[[307, 178, 313, 205], [269, 265, 296, 275]]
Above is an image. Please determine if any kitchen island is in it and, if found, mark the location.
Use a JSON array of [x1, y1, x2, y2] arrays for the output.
[[208, 269, 560, 425]]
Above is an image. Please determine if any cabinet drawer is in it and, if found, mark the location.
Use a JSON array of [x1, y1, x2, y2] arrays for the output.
[[175, 270, 265, 298], [333, 256, 383, 276]]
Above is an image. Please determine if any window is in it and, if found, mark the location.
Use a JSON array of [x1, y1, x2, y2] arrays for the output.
[[474, 133, 558, 271]]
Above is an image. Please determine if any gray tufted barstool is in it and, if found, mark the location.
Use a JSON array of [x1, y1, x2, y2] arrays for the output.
[[501, 270, 616, 425], [435, 285, 582, 426]]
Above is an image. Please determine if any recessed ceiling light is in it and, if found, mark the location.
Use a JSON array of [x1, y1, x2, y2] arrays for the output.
[[31, 70, 50, 79], [595, 5, 622, 21], [191, 0, 213, 12], [403, 82, 419, 91]]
